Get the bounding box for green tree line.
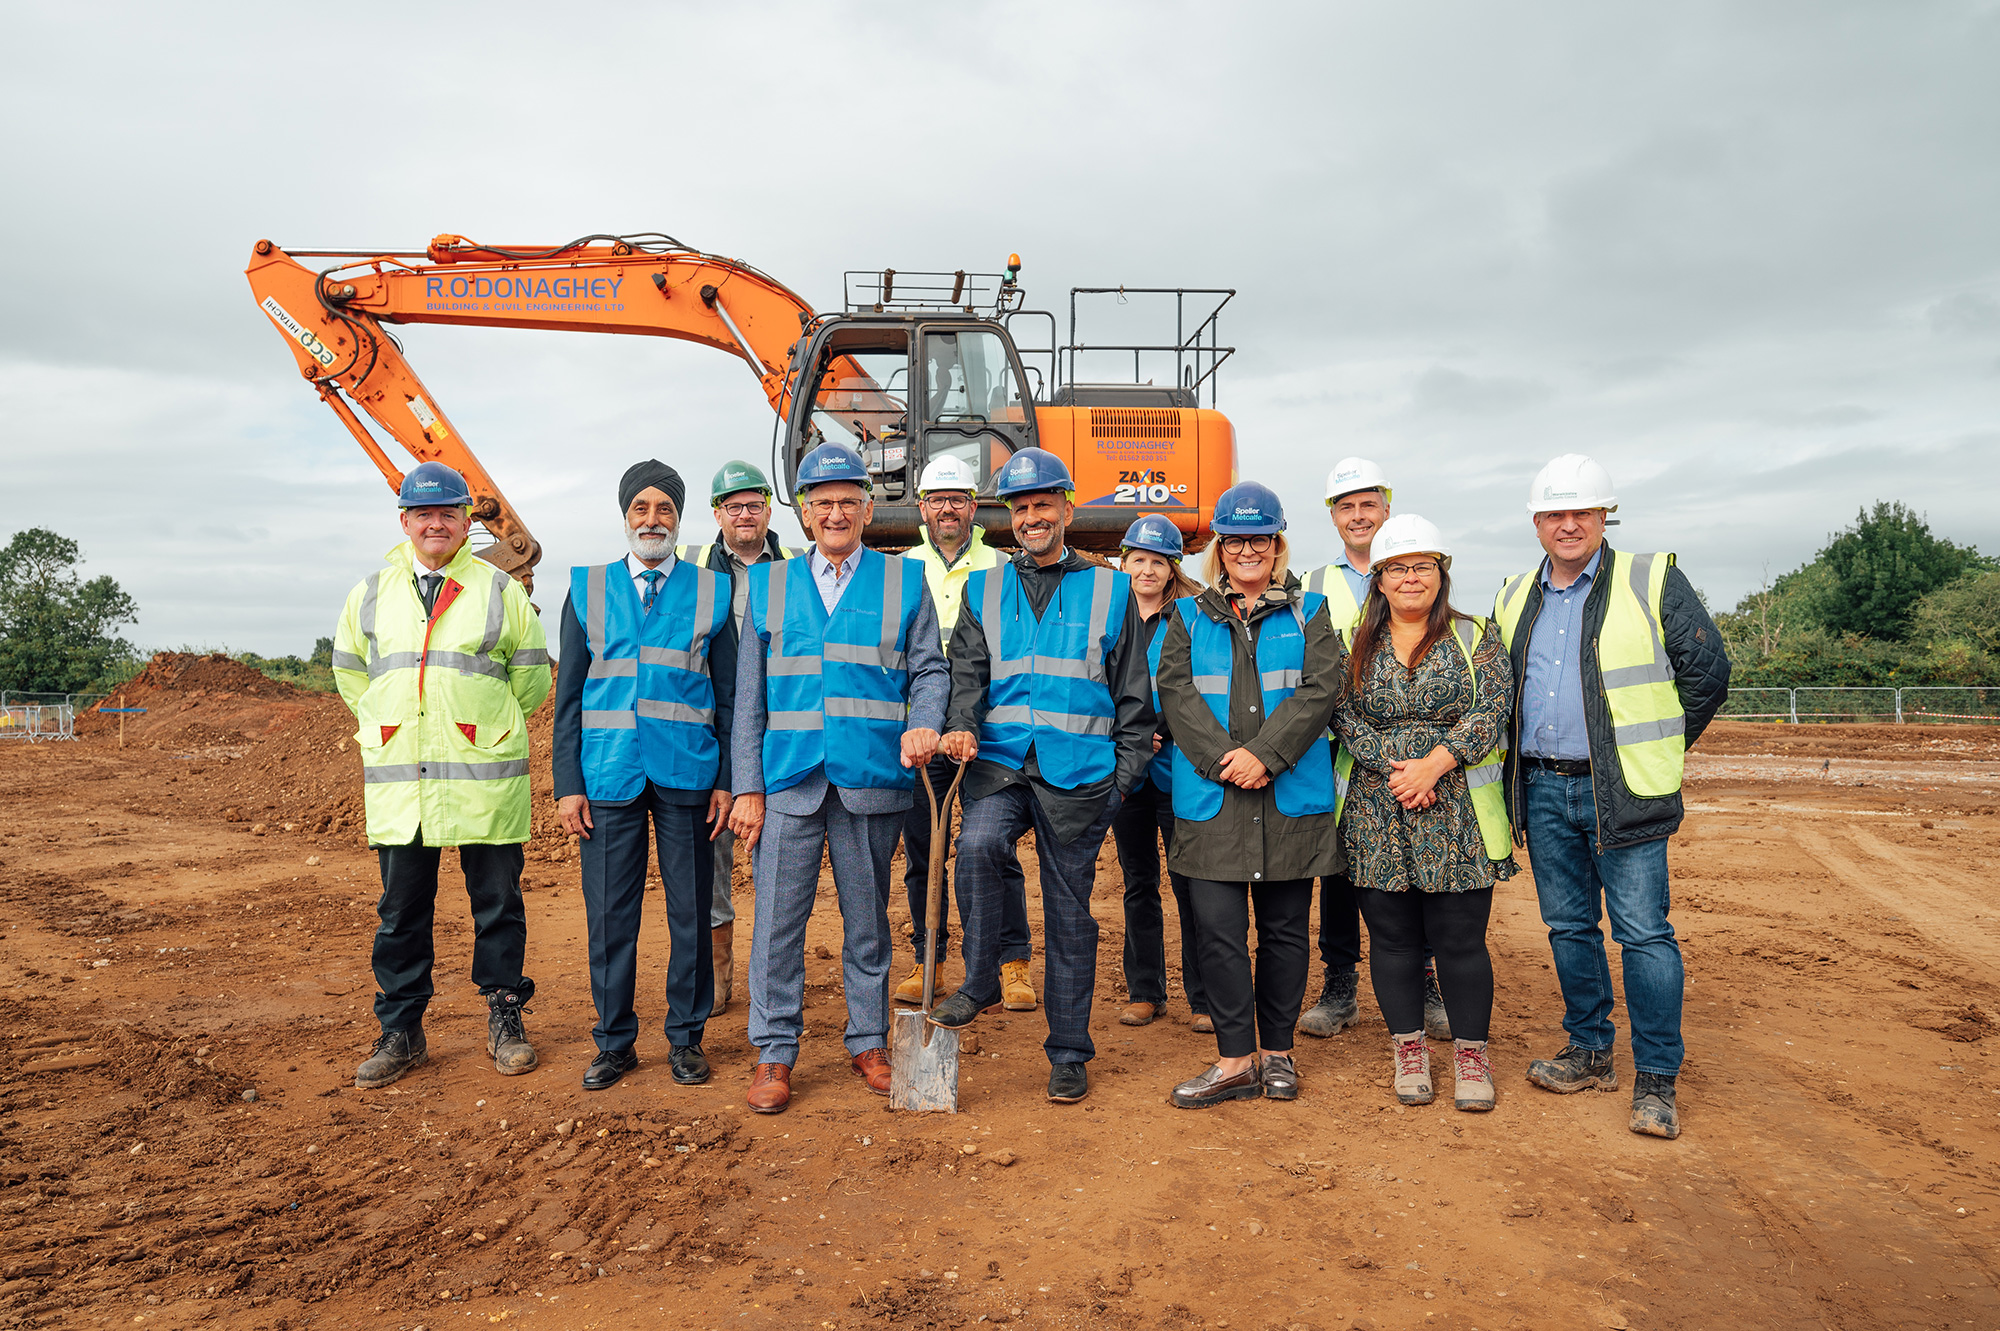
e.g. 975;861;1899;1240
1716;502;2000;687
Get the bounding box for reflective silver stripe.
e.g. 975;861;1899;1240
1616;551;1675;689
687;564;718;666
1082;567;1114;681
769;710;825;730
359;573;380;669
767;656;821;676
826;641;907;670
825;696;906;722
982;566;1030;676
478;573;507;655
990;656;1030;678
581;710;637;730
636;698;715;725
425;650;508;680
361;759;529;783
1030;656;1093;679
1260;669;1302;691
1467;760;1505;788
1037;710;1113;737
368;651;423;678
1453;619;1480;659
1192;674;1230;695
1601;660;1675;689
331;650;366;671
1613;715;1686;745
986;705;1034;724
587;658;638;679
586;563;609;660
640;645;705;671
510;648;551;668
880;553;905;661
766;558;790;662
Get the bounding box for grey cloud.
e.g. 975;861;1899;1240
1929;291;2000;336
1410;365;1554;416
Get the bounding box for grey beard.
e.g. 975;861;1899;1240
627;524;677;560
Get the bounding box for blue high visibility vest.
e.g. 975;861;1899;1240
571;559;730;802
1170;592;1336;822
1146;617;1175;793
969;562;1129;789
746;548;925;795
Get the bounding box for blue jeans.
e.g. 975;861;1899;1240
1522;766;1684;1076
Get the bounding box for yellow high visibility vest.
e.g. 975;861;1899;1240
1332;618;1511;860
332;541;552;847
1493;549;1684;798
1301;560;1369;632
908;526;1001;646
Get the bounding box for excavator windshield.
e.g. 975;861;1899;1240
922;329;1026;426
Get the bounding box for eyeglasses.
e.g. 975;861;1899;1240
920;494;972;511
1219;534;1275;554
718;500;767;518
807;498;865;517
1378;561;1440;580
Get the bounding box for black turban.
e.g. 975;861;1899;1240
619;459;685;517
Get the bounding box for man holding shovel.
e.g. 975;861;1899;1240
728;442;948;1114
926;448;1156;1104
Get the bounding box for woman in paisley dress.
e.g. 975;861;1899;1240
1334;515;1515;1111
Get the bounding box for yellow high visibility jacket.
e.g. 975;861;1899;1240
1301;559;1369;632
333;540;552;847
1333;617;1512;860
1493;549;1684;798
908;526;1001;647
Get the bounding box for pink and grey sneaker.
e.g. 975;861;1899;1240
1452;1039;1495;1112
1392;1032;1433;1105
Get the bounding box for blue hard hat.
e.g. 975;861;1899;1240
994;447;1074;499
398;461;472;508
1120;513;1184;560
794;441;872;497
1211;481;1287;536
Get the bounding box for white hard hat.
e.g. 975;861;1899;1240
1325;456;1393;506
1371;513;1451;565
917;454;979;496
1527;454;1618;515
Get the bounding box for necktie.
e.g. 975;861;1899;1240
642;569;663;611
419;574;442;615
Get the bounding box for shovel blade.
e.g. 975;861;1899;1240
889;1009;960;1112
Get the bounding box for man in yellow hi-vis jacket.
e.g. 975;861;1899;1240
332;462;552;1090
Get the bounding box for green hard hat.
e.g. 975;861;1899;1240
711;459;773;503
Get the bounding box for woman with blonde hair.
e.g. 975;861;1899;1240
1334;514;1515;1112
1110;515;1210;1029
1155;484;1344;1106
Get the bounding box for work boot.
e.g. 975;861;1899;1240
1001;959;1037;1011
712;923;734;1013
1630;1072;1681;1139
1119;1001;1160;1027
1191;1014;1215;1034
1525;1044;1618;1094
486;992;538;1076
356;1028;427;1089
1391;1032;1434;1106
894;964;927;1005
1297;969;1361;1038
1423;962;1452;1041
1452;1040;1495;1112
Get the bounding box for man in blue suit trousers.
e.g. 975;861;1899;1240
729;443;948;1114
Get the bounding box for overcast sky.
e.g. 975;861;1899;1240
4;2;1997;657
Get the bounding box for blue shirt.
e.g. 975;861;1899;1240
807;545;859;613
1333;552;1371;607
1519;546;1602;761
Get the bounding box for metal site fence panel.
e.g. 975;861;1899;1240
1723;686;2000;725
0;692;110;741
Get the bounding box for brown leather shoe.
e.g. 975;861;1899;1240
850;1047;891;1095
1119;1001;1160;1027
746;1062;791;1114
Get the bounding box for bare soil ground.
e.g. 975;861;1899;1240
2;662;1997;1330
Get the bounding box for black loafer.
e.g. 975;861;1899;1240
668;1044;711;1085
1047;1061;1089;1103
926;991;983;1031
582;1048;639;1091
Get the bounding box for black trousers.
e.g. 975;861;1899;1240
372;831;530;1032
902;753;1029;965
1188;877;1314;1059
1316;872;1362;972
580;784;715;1052
1356;887;1494;1042
1109;780;1207;1012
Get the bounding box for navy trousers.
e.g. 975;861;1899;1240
579;785;715;1053
372;831;531;1032
902;753;1030;964
956;783;1117;1066
1109;780;1207;1013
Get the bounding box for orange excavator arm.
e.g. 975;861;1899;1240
244;234;831;589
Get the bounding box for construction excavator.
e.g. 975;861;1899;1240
245;232;1238;589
